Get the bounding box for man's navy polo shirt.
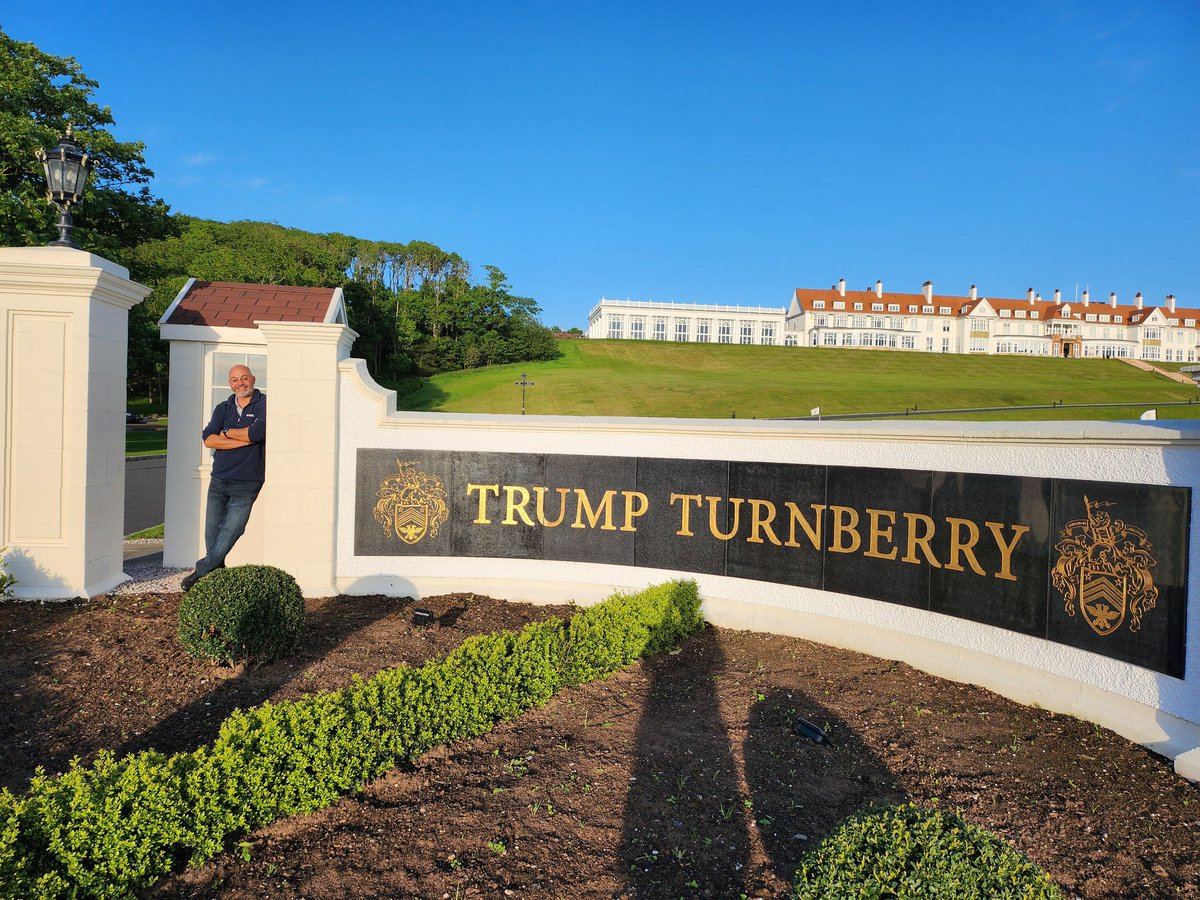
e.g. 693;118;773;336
201;389;267;483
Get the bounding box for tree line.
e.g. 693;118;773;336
1;28;559;401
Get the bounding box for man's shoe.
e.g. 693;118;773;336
180;570;200;592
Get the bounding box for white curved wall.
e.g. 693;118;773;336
334;360;1200;774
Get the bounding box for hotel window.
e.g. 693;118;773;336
875;333;887;347
853;316;865;328
888;333;898;347
871;303;884;312
854;303;863;311
823;332;838;346
740;321;754;344
1100;315;1111;323
816;314;828;327
834;315;847;328
1015;309;1026;318
871;316;884;328
1000;309;1012;317
607;316;623;339
860;333;873;346
697;320;711;342
630;318;645;339
1085;314;1097;323
907;305;918;313
890;317;902;330
939;307;952;315
833;301;845;310
1031;311;1039;319
653;318;667;340
926;336;934;351
942;337;951;352
718;320;732;343
675;319;689;342
841;331;854;346
970;338;987;352
784;333;798;346
813;300;825;309
761;323;775;344
1145;328;1161;340
888;304;900;313
902;335;915;349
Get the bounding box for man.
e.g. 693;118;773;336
180;365;267;591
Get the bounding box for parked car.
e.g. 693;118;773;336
126;412;146;424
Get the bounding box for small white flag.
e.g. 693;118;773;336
811;407;821;417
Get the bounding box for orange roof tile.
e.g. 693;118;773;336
164;281;338;328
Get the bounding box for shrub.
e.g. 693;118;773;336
793;802;1063;899
0;579;704;897
0;547;17;599
177;565;304;665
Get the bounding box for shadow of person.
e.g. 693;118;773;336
618;625;750;899
744;687;905;887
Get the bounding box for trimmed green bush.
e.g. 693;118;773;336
177;565;304;665
793;802;1063;899
0;579;703;898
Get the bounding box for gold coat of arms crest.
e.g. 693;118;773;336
1051;497;1158;636
373;460;450;545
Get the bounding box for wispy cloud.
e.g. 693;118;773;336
181;151;217;167
244;177;268;190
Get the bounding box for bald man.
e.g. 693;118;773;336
181;365;267;592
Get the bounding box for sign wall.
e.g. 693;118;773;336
355;450;1190;677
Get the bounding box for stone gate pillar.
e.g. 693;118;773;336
257;321;356;595
0;247;150;597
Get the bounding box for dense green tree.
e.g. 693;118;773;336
0;28;174;261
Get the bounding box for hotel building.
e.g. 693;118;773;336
586;280;1200;362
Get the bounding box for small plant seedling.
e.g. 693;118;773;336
486;839;507;855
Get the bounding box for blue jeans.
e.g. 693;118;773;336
196;476;263;576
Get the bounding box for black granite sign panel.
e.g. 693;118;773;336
353;449;1191;677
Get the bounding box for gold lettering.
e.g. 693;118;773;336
864;508;898;560
502;485;535;526
467;483;499;524
620;490;649;532
783;502;825;549
945;516;986;576
746;499;782;545
706;496;744;541
573;488;618;530
901;512;941;567
671;494;703;536
828;505;861;554
534;486;571;528
986;521;1029;582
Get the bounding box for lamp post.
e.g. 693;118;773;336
35;125;91;249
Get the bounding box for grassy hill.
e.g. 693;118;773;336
391;339;1200;421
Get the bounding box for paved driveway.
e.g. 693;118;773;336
125;455;166;535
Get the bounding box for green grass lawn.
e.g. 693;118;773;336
391;340;1200;421
126;425;168;456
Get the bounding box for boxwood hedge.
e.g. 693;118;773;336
0;579;702;898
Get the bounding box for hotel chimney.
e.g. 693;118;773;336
922;280;933;303
1136;293;1144;310
1026;287;1035;305
875;279;883;299
1053;289;1061;304
837;278;846;297
1081;288;1089;306
1167;294;1177;313
969;284;977;301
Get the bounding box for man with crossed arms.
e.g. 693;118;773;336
181;364;267;592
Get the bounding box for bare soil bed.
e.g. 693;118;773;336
1;591;1197;899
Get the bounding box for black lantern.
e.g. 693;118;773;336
35;125;91;248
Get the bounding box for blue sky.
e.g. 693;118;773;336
6;1;1199;327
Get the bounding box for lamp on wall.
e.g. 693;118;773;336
35;125;91;249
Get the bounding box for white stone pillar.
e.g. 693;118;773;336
0;247;149;597
257;321;356;595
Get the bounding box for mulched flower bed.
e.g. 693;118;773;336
1;592;1197;898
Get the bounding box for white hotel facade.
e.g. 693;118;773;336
587;279;1200;363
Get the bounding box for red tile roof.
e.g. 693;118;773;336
164;281;338;328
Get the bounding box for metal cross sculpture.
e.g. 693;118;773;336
515;372;535;415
